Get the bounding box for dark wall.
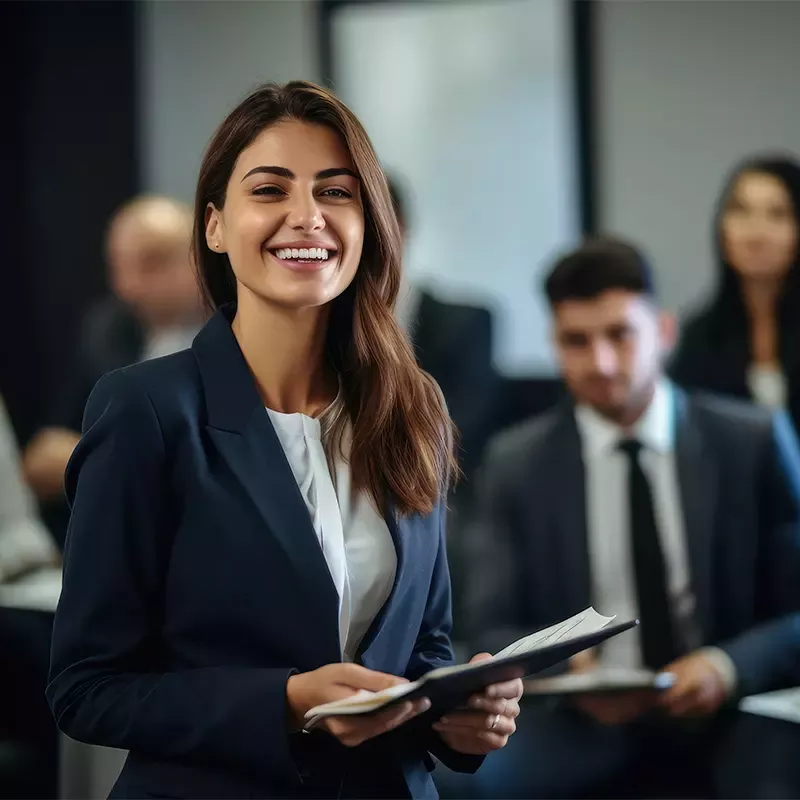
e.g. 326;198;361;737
0;3;37;443
0;1;138;443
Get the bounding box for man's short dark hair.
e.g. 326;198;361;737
386;175;407;230
543;236;657;306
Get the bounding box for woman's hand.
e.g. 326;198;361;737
432;654;523;755
286;663;431;747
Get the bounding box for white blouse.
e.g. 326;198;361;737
747;363;788;410
266;403;397;662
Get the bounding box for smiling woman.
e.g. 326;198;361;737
193;83;453;513
45;81;522;800
206;123;363;312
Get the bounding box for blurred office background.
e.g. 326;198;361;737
5;0;799;437
1;0;800;797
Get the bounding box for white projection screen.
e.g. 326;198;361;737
330;0;580;374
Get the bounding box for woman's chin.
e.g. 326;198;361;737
238;268;353;311
258;286;341;312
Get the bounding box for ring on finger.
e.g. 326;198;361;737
490;713;500;730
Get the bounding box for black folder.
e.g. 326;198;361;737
305;618;637;727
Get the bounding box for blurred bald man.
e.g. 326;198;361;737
23;196;204;531
106;195;201;356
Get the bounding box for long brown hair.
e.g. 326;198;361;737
193;81;457;516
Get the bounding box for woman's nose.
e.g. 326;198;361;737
285;191;325;231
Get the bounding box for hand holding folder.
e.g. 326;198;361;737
304;608;637;729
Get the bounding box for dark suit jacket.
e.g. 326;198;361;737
411;291;498;483
669;311;800;438
48;297;143;433
40;298;143;548
466;388;800;697
46;306;480;799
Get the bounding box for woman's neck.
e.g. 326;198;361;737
742;276;783;322
741;277;783;366
231;288;336;416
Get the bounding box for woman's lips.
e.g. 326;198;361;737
265;247;338;272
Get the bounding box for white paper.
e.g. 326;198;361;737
0;567;62;612
492;608;615;660
740;688;800;725
304;681;421;719
525;667;675;695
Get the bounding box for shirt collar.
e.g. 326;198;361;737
575;379;675;458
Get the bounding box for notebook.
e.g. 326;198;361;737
740;688;800;725
304;607;637;729
525;667;676;697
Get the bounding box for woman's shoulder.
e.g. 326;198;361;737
668;303;722;386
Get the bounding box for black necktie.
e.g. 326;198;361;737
617;439;681;670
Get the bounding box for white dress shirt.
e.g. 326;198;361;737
141;324;201;363
266;402;397;662
576;381;697;669
575;381;736;687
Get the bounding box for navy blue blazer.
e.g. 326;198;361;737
47;307;481;799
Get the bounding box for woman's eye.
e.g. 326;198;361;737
320;188;352;199
252;186;284;197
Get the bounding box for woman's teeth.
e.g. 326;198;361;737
274;247;330;261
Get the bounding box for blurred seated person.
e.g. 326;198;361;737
670;154;800;426
22;196;204;542
387;176;499;484
463;238;800;798
387;177;499;644
0;395;59;587
0;394;60;796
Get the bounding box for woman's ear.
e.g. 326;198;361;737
205;203;226;253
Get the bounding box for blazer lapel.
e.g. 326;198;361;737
355;506;409;663
674;390;716;639
545;408;591;614
192;307;340;656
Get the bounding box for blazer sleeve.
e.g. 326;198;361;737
46;370;304;789
0;396;59;583
402;499;484;775
719;411;800;695
462;441;533;657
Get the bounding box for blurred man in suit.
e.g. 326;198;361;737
0;394;60;796
388;177;498;484
0;396;58;584
464;237;800;798
22;196;203;543
387;177;499;643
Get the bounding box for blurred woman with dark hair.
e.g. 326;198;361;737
46;81;520;799
670;154;800;424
